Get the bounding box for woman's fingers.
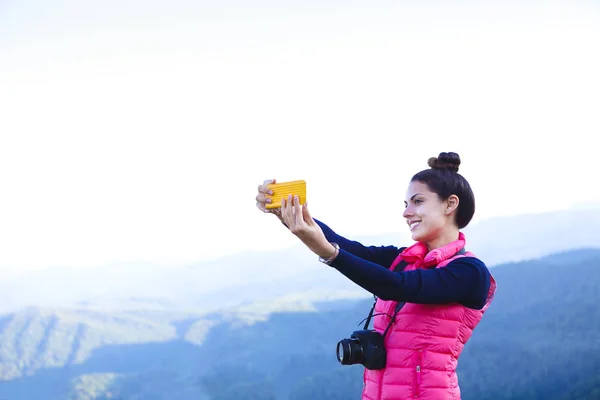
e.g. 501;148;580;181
255;192;273;204
256;178;276;213
279;197;293;229
258;179;276;194
279;195;310;235
302;202;314;225
293;195;304;226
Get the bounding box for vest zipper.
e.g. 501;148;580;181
414;349;422;398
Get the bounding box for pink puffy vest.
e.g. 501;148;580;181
362;232;496;400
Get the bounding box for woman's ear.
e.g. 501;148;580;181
445;195;459;215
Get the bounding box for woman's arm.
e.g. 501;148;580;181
329;249;491;310
274;197;405;269
313;218;402;269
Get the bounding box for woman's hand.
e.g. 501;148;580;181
255;178;284;222
281;194;337;260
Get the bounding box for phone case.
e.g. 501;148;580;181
265;180;306;209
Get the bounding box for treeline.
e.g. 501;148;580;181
0;249;599;399
197;249;600;400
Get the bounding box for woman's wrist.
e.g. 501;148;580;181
324;243;339;259
316;242;339;264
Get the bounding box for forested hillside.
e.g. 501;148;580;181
0;249;598;399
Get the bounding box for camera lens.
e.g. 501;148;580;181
336;341;347;363
336;338;362;365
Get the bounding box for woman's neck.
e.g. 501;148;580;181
425;226;460;252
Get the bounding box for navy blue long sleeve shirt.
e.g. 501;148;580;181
314;219;491;310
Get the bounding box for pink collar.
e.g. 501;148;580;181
399;232;467;268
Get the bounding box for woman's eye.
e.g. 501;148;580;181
414;199;423;204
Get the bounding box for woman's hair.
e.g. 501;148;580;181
411;152;475;229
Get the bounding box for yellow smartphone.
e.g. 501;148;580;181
265;180;306;209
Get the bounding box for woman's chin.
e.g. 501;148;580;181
411;230;424;242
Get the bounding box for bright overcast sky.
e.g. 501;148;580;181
0;0;599;274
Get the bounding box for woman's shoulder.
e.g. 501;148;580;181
446;256;492;284
456;254;487;265
448;256;492;309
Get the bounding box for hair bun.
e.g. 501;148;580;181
427;152;461;173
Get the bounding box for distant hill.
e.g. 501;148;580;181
463;208;600;266
0;248;599;399
1;208;599;315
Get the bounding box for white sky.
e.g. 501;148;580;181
1;0;599;275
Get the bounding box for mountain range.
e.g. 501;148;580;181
0;207;599;399
0;247;599;399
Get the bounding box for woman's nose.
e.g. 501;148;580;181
402;206;412;219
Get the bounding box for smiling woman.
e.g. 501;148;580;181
255;151;497;400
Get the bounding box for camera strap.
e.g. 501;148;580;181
362;247;467;334
361;257;409;330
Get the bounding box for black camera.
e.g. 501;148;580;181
336;329;387;370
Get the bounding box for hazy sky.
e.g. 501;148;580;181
1;0;599;275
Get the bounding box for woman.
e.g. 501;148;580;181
255;152;496;400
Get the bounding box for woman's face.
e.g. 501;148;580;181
403;180;455;243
